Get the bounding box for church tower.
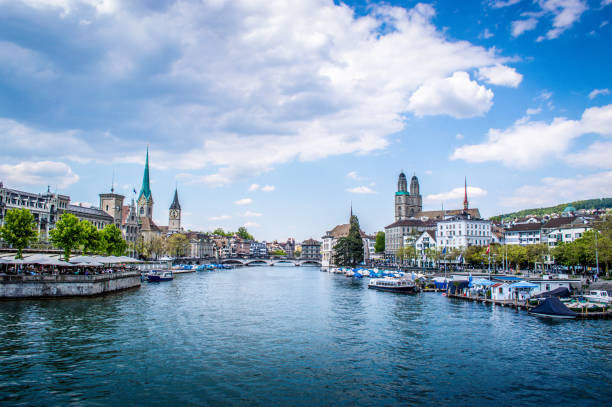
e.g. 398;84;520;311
394;171;423;221
137;147;154;219
168;187;181;233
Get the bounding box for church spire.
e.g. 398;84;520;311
463;177;469;212
138;146;152;201
170;187;181;210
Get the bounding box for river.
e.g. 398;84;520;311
1;266;610;406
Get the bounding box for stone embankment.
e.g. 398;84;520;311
0;271;141;299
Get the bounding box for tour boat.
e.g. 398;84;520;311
147;270;173;282
368;277;418;293
583;290;612;305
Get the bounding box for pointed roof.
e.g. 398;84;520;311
170;188;181;210
463;177;469;211
138;147;152;201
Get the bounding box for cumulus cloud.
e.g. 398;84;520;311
248;184;260;191
589;88;610;100
347;186;376;194
261;185;275;192
501;171;612;209
511;18;539;37
478;65;523;88
425;186;488;204
0;1;513;185
243;221;260;228
526;107;542;115
491;0;522;7
508;0;587;40
408;72;494;119
243;210;262;217
451;104;612;167
0;161;79;189
234;198;252;205
564;141;612;168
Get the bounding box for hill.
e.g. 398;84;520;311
490;198;612;222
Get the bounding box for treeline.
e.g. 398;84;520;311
490;198;612;222
0;209;127;260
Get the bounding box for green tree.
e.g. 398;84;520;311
396;245;417;265
374;231;385;253
166;233;190;257
526;243;549;271
134;236;150;260
80;220;101;254
465;245;486;267
236;226;254;241
294;249;302;258
150;235;166;259
100;224;127;256
50;213;84;261
213;228;232;237
269;249;287;256
0;208;38;259
332;215;364;267
507;245;528;272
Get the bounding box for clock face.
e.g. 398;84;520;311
170;209;179;218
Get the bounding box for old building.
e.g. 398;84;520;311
395;172;422;221
168;188;181;233
301;238;321;260
435;213;492;250
384;218;436;261
321;213;369;268
66;203;114;230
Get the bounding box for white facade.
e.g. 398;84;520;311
436;215;492;250
545;226;590;247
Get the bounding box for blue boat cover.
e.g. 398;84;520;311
530;297;576;317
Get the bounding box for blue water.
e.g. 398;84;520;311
1;266;611;406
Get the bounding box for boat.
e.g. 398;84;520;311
147;270;173;282
368;277;418;293
528;297;576;319
583;290;612;305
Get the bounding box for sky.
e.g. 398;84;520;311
1;0;611;242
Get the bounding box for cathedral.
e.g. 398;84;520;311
394;172;422;220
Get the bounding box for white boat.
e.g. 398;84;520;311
584;290;612;305
368;277;418;293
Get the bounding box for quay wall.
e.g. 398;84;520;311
0;271;141;299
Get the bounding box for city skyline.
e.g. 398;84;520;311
1;0;612;241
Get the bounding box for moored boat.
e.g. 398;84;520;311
147;270;173;282
583;290;612;305
368;277;418;293
529;297;576;319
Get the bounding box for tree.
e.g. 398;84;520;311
50;213;84;261
166;233;190;257
294;249;301;258
0;208;38;259
506;245;527;272
134;236;150;260
374;231;385;253
236;226;254;241
100;224;127;256
332;215;364;267
269;249;287;256
526;243;549;271
396;245;416;265
150;235;166;259
213;228;232;237
80;220;101;254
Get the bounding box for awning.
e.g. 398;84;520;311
509;281;538;289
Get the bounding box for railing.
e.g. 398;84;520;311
0;270;140;283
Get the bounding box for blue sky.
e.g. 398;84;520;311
1;0;611;242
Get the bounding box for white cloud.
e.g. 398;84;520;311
424;170;433;175
491;0;522;7
347;186;376;194
589;88;610;100
0;1;511;185
501;171;612;209
478;65;523;88
243;221;260;228
0;161;79;189
511;18;539;37
537;0;588;41
346;171;359;180
243;210;262;217
456;133;465;140
603;0;612;6
451;104;612;167
408;72;494;119
425;186;488;204
208;215;231;221
248;183;260;191
261;185;275;192
234;198;253;205
481;28;495;39
564;141;612;168
526;107;542;115
71;201;92;207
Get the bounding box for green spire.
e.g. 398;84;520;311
138;146;152;201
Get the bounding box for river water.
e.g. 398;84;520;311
1;266;611;406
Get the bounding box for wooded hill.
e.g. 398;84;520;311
490;198;612;222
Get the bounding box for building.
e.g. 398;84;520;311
120;199;140;251
301;238;321;260
504;223;542;246
168;188;181;233
99;190;125;228
435;213;492;251
250;241;268;257
415;230;436;252
384;218;435;261
66;203;114;230
394;172;422;221
321;212;369;268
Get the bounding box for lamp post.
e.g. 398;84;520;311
595;230;599;278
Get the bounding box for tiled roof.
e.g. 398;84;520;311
542;216;575;229
505;223;542;232
67;204;114;220
140;216;161;232
302;238;320;246
325;224;366;238
416;208;480;220
385;219;431;229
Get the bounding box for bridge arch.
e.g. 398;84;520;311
245;260;269;266
300;260;322;267
221;259;245;265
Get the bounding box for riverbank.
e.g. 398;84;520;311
0;270;141;299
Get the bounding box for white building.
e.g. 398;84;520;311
436;213;492;250
504;223;542;245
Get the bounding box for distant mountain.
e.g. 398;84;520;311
490;198;612;222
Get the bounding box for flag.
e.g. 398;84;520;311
442;247;446;254
486;245;490;254
133;188;137;194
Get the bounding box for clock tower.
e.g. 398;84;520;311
168;187;181;233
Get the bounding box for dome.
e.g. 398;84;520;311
563;205;576;213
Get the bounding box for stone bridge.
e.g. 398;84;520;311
220;258;322;267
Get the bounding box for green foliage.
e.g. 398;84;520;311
100;224;127;256
374;231;385;253
50;213;84;261
213;228;233;237
80;220;101;254
490;198;612;222
269;249;286;256
166;233;189;257
236;226;254;241
0;208;38;259
396;245;416;264
333;215;364;267
294;249;301;258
